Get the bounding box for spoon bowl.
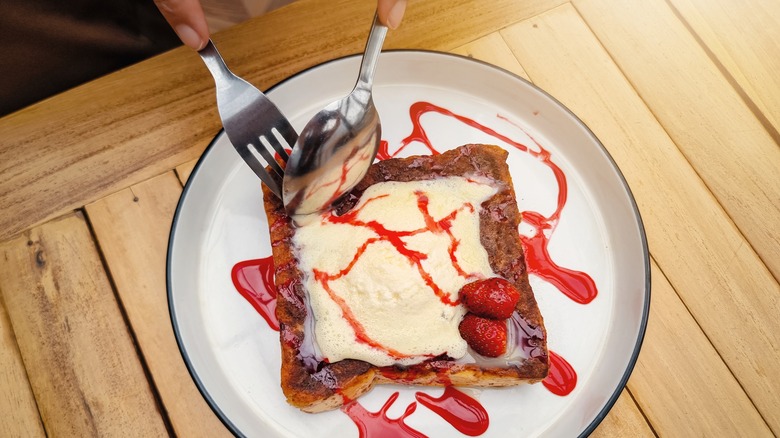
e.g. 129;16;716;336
283;13;387;215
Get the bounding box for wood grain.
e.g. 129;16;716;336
85;172;230;437
589;390;654;437
0;49;219;243
0;0;566;243
667;0;780;135
0;0;778;435
629;261;772;436
176;160;199;185
450;33;531;81
0;212;168;436
501;3;780;434
0;295;45;437
382;0;569;53
573;0;780;282
450;31;654;436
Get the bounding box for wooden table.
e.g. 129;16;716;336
1;0;778;436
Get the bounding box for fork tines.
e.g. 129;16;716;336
230;123;294;199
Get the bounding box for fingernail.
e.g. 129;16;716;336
387;0;407;30
175;24;205;50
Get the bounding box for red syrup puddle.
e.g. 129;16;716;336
415;387;489;436
543;350;577;396
342;392;426;438
230;257;279;331
229;100;599;435
520;212;598;304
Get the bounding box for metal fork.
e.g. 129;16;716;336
198;39;297;198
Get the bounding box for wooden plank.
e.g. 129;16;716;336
127;153;657;438
451;32;654;436
0;212;168;436
450;32;531;81
628;261;771;436
179;32;534;192
215;0;570;85
176;159;199;185
0;0;566;242
500;4;780;434
667;0;780;135
451;23;768;437
573;0;780;282
0;52;219;244
0;295;45;437
85;172;230;437
590;390;654;437
383;0;569;52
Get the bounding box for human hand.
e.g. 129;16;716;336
153;0;210;50
377;0;407;29
154;0;408;51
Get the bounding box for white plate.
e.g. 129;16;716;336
168;51;649;437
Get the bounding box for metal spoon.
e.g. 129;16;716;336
282;12;387;215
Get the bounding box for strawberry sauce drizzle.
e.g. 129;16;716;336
315;266;410;359
415;387;489;436
520;211;598;304
383;101;597;305
417;192;475;278
543;351;577;396
230;257;279;331
376;140;393;161
311;188;480;358
227;101;601;435
342;392;426;438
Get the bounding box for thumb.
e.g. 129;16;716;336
377;0;407;30
154;0;210;50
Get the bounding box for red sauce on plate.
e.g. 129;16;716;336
388;101;597;305
230;258;278;331
229;101;593;435
415;386;489;436
543;350;578;396
342;392;426;438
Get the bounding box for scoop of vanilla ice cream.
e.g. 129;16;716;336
293;176;498;366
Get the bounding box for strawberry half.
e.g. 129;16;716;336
458;313;507;357
459;278;521;319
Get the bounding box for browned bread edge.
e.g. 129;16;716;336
262;144;549;413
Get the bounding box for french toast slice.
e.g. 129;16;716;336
262;144;549;413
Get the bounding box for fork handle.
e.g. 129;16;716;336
355;12;388;92
198;39;232;83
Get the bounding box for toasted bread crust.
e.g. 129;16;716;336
263;144;548;413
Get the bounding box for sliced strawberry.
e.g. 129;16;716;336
459;278;521;319
458;313;507;357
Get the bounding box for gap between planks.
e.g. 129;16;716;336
82;207;178;437
0;212;169;436
460;5;776;436
84;172;232;436
662;0;780;150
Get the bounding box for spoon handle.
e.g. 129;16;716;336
355;12;388;91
